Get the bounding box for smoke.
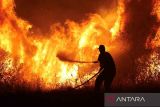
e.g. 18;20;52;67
14;0;117;33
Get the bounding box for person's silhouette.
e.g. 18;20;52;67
93;45;116;92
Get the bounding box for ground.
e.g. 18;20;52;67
1;84;160;107
0;88;104;107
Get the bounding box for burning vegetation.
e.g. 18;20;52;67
0;0;160;92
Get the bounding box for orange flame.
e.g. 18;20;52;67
136;0;160;84
148;0;160;48
0;0;125;90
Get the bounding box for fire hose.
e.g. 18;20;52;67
74;68;104;89
56;54;103;88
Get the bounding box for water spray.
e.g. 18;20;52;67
56;53;96;63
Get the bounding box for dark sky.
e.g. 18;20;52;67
14;0;117;32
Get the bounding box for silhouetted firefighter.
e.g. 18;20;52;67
94;45;116;92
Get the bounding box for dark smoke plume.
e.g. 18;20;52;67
14;0;117;33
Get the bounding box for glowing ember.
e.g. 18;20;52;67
136;51;160;84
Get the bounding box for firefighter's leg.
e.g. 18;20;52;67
104;76;114;92
95;73;104;92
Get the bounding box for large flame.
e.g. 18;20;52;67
136;0;160;84
147;0;160;49
0;0;125;91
